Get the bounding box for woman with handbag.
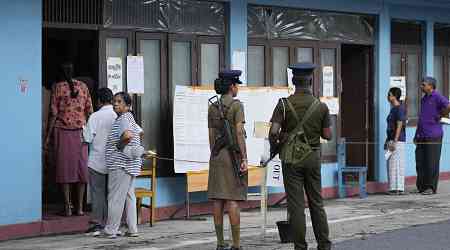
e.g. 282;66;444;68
98;92;146;238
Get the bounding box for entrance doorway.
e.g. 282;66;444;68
341;44;375;180
42;28;99;211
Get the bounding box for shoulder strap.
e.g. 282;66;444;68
285;98;320;127
284;98;320;143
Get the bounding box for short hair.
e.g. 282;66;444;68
292;76;312;87
389;87;402;101
114;92;132;106
423;76;436;89
96;88;113;104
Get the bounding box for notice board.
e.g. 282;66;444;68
173;86;289;173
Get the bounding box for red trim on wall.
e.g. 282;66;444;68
0;215;88;241
2;172;450;241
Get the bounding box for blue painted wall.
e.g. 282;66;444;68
4;0;450;226
0;0;42;226
146;0;450;209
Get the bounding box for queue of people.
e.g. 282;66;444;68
45;62;149;238
43;61;450;250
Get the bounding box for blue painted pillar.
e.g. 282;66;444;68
425;20;434;77
375;4;391;183
228;0;248;84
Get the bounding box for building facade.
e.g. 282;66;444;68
2;0;450;239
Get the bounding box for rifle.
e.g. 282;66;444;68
209;95;244;185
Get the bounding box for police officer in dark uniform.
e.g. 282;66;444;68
269;63;332;250
208;70;248;250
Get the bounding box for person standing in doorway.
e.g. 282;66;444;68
414;77;450;195
45;62;93;216
83;88;117;233
208;70;248;250
269;63;332;250
385;87;407;195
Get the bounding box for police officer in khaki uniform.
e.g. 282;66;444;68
269;63;332;250
208;70;248;250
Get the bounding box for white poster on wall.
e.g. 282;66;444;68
107;57;123;94
322;66;334;97
232;50;247;84
287;68;295;94
389;76;406;100
127;55;145;94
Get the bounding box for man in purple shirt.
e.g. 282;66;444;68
414;76;450;195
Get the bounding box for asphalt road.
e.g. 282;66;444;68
333;219;450;250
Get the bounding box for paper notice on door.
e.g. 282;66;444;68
107;57;123;94
322;66;334;97
287;68;295;94
320;97;339;115
127;56;144;94
232;50;247;84
390;76;406;100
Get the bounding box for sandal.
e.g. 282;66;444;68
64;203;73;216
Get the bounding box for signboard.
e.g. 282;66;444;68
266;158;284;187
107;57;123;94
390;76;406;100
127;55;145;94
322;66;334;97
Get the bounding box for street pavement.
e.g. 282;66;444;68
334;220;450;250
2;181;450;250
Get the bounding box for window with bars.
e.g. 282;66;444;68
43;0;103;26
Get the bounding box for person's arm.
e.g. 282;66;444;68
394;121;403;142
441;104;450;117
84;86;94;118
45;84;58;148
83;115;96;144
321;104;332;140
235;103;247;173
269;99;285;156
117;116;132;151
437;94;450;117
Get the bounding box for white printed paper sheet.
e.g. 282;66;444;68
173;86;289;173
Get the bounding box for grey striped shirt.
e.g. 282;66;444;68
105;112;142;176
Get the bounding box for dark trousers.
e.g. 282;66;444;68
282;151;331;250
415;138;442;193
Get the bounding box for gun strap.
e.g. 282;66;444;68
284;98;320;144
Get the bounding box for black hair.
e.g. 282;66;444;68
97;88;113;104
114;91;132;106
423;76;437;89
60;62;78;98
292;76;312;87
389;87;402;101
214;78;238;95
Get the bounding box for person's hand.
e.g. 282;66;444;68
240;159;248;173
44;136;50;154
387;141;396;152
121;131;132;145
